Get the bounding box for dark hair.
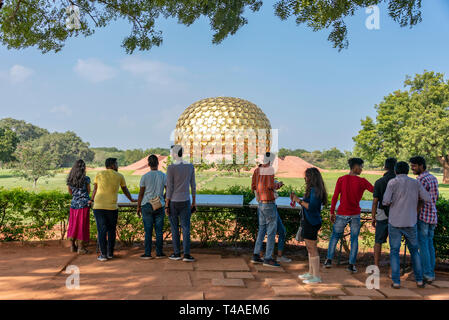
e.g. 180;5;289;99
304;167;328;206
105;157;117;168
67;159;87;189
395;161;409;175
148;154;159;167
348;158;364;169
385;158;397;171
410;156;427;170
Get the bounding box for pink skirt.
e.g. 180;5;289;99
67;207;90;242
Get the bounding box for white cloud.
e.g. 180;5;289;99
121;57;185;86
9;65;34;84
73;58;117;83
50;105;73;117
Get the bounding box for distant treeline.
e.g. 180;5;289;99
89;147;170;167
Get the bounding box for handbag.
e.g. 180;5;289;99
295;206;305;242
149;196;163;211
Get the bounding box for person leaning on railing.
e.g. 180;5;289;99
250;152;283;268
91;158;136;262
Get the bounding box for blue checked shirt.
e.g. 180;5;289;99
417;171;439;225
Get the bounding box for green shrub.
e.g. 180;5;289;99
1;187;448;263
435;197;449;260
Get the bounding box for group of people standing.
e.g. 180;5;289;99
66;147;439;289
66;145;197;262
250;153;439;289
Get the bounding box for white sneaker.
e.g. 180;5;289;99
303;276;322;284
277;256;292;263
298;273;313;280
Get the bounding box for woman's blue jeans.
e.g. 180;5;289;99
326;215;361;265
141;203;165;256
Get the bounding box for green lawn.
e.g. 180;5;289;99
2;168;447;198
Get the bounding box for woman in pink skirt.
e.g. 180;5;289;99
67;159;91;254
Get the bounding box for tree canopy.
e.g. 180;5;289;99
0;127;19;165
0;118;49;142
0;0;423;54
14;141;56;187
353;71;449;183
33;131;95;167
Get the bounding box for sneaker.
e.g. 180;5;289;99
140;254;153;260
169;253;182;261
77;248;88;255
324;259;332;268
303;276;322;284
416;281;425;288
263;259;281;268
277;256;292;263
97;255;108;262
107;254;113;259
424;277;433;285
298;273;313;280
391;283;401;289
251;255;264;264
346;264;357;273
156;253;167;259
183;254;195;262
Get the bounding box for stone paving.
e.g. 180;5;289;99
1;241;449;300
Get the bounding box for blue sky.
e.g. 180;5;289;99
1;1;448;152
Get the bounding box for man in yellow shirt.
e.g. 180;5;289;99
91;158;136;261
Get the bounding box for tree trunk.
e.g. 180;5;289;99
438;156;449;184
33;179;37;188
443;161;449;184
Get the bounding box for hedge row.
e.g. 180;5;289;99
0;186;448;260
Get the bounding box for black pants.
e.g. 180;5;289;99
93;209;118;257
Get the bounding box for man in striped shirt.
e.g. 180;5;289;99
410;156;440;283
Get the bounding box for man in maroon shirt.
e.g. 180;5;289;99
324;158;374;273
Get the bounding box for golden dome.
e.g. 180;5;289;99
174;97;272;162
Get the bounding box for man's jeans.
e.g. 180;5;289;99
326;215;361;265
93;209;118;257
168;200;191;255
417;220;436;280
141;204;165;256
389;224;423;284
254;203;278;260
256;207;286;254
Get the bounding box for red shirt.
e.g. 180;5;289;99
251;166;275;201
330;175;374;216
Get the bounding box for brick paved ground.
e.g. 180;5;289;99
1;241;448;300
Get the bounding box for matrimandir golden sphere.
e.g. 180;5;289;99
174;97;272;157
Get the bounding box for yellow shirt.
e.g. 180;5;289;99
93;169;126;210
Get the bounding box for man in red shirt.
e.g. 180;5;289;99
324;158;374;273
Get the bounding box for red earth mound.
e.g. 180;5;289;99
121;154;168;175
250;155;326;178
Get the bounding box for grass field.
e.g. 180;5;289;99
1;168;448;199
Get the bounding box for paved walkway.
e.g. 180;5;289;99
1;241;448;300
